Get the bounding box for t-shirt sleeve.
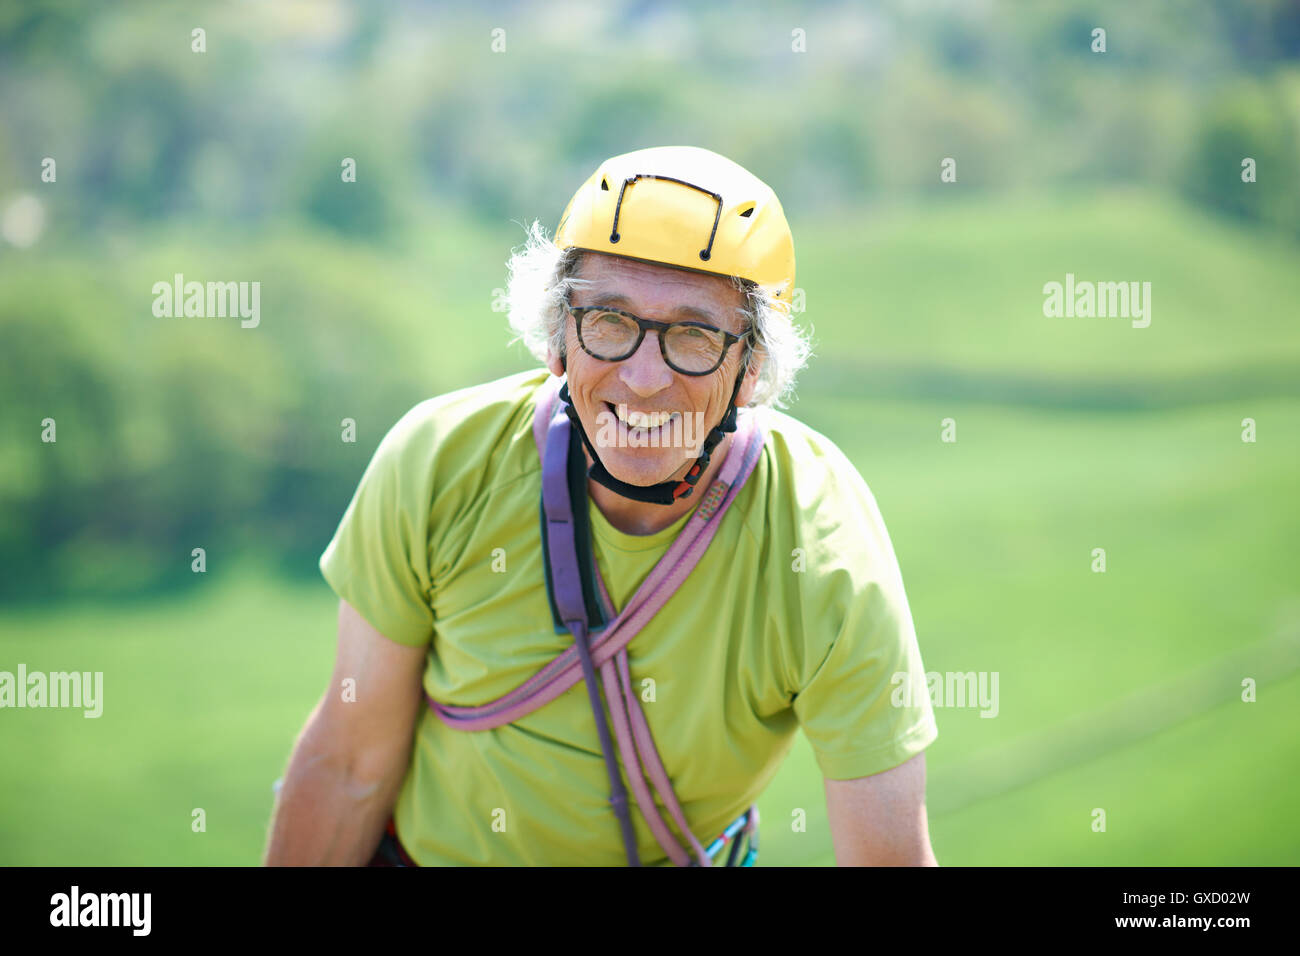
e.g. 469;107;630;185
319;405;439;648
790;446;938;780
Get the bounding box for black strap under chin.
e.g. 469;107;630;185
557;376;742;506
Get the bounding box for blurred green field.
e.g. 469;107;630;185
2;191;1297;865
802;189;1300;379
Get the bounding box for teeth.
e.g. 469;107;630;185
612;404;678;429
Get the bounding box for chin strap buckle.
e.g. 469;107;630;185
671;459;708;500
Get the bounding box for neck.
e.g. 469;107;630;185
585;433;734;536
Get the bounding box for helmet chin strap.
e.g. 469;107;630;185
557;362;746;507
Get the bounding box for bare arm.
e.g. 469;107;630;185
263;598;428;866
824;752;938;866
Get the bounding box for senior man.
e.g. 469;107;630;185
264;145;938;866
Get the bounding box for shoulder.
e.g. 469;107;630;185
757;408;862;481
383;367;549;454
749;406;881;523
351;367;550;535
744;406;897;580
375;367;549;481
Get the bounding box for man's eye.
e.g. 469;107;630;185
684;327;706;338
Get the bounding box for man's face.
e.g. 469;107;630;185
547;251;763;488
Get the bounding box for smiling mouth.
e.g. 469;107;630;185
603;402;681;430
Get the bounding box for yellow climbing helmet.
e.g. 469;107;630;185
554;145;796;305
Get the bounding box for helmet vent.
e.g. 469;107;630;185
600;178;610;191
738;205;755;217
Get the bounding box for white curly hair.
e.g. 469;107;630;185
503;220;813;409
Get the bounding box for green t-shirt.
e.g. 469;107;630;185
319;367;937;865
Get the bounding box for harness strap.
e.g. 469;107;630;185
427;374;765;866
430;380;762;727
590;562;711;864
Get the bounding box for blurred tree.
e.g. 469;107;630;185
1180;79;1299;233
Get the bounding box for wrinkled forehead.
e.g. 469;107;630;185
572;250;748;328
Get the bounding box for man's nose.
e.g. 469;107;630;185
618;331;673;395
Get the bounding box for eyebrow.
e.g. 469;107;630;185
586;292;723;327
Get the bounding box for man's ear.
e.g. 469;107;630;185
546;348;564;378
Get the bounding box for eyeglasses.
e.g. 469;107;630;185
565;303;749;376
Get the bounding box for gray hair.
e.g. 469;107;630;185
504;219;812;409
